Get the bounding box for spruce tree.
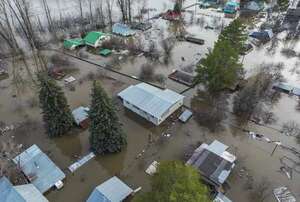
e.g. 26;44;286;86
218;18;247;53
195;38;243;93
89;81;126;154
38;73;74;137
277;0;289;12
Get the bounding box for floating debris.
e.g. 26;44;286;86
68;152;95;173
273;186;296;202
145;161;159;175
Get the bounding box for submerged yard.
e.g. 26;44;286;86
1;0;300;202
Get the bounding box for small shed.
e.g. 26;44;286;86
112;23;136;37
64;76;76;84
0;177;48;202
179;109;193;123
86;176;133;202
168;70;195;87
224;1;239;14
162;10;182;21
72;106;90;128
185;36;205;45
13;145;66;194
99;49;112;56
244;1;263;11
84;31;108;48
64;38;84;50
131;22;152;31
249;29;273;42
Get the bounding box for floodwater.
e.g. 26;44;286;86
1;1;300;202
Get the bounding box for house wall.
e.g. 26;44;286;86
158;99;184;125
122;98;184;126
123;101;159;125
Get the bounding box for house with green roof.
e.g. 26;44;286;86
84;31;109;48
63;38;84;50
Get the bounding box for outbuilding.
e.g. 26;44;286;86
13;145;66;194
86;176;133;202
63;38;84;50
118;83;185;126
84;31;108;48
112;23;136;37
186;140;236;188
0;177;48;202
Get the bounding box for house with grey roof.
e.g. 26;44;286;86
0;176;48;202
186;140;236;188
118;83;185;125
13;144;66;194
86;176;133;202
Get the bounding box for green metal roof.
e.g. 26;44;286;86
64;38;84;49
99;49;112;56
84;32;105;46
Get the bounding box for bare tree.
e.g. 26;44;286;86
193;92;228;132
77;0;84;21
250;178;271;202
233;63;283;121
88;0;93;23
0;137;26;184
41;0;53;32
95;0;106;27
106;0;114;30
0;0;20;54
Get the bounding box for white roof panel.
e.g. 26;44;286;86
118;83;184;118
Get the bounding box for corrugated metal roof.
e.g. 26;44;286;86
0;177;25;202
207;140;228;156
15;184;48;202
13;145;66;194
118;83;184;119
112;23;136;36
179;109;193;122
87;176;133;202
72;106;90;125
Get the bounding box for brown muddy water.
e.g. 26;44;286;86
1;5;300;202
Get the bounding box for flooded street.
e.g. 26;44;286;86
1;1;300;202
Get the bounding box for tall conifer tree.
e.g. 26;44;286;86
38;73;74;137
89;81;126;154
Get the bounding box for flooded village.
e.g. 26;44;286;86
0;0;300;201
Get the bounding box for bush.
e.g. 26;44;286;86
49;54;70;66
139;63;155;81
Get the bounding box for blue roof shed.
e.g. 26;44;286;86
0;177;48;202
0;177;25;202
87;176;133;202
112;23;136;37
179;109;193;123
13;145;66;194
